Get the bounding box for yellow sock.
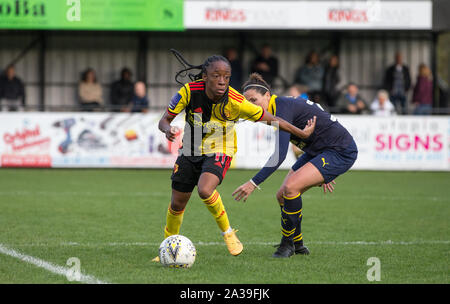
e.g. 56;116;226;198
164;204;185;239
202;190;230;233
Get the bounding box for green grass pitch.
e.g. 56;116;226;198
0;168;448;284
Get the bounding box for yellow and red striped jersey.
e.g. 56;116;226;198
167;80;264;156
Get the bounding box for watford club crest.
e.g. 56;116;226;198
224;109;231;119
173;163;179;174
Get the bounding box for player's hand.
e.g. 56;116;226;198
165;126;180;142
232;181;256;202
302;116;317;138
322;180;336;194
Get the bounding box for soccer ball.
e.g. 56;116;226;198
158;235;196;268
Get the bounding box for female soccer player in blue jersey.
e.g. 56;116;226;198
232;73;358;258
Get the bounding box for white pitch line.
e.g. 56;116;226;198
0;243;109;284
4;240;450;247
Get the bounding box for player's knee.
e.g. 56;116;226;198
197;186;215;200
276;190;284;204
170;200;187;212
170;191;190;211
283;181;301;198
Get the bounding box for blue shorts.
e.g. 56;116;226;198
291;140;358;184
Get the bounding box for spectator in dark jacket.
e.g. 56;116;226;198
412;63;433;115
224;47;243;92
0;65;25;111
250;44;279;87
336;83;369;114
294;51;324;104
110;67;134;112
128;81;149;113
322;55;341;111
383;52;411;114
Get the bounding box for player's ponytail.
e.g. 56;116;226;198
171;49;235;121
171;49;231;88
171;49;203;87
242;73;271;95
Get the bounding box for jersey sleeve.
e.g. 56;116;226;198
238;98;265;122
167;84;190;117
251;129;290;185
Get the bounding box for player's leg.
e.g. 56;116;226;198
276;169;295;210
197;172;231;232
276;172;309;255
165;155;200;238
164;184;193;238
284;162;325;197
153;156;198;262
275;144;358;258
197;154;233;233
152;186;193;263
273;162;324;258
274;153;313;256
198;154;242;256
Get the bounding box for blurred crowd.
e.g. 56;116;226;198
76;67;149;113
0;46;435;116
0;65;150;113
225;45;434;116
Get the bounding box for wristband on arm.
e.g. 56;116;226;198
249;179;261;190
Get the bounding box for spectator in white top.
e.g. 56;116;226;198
370;90;396;117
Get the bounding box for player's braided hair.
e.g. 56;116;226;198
170;49;235;121
242;72;271;95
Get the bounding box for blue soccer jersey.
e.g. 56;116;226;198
251;95;355;185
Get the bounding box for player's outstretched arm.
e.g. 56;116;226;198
158;111;180;142
259;112;316;139
233;128;291;202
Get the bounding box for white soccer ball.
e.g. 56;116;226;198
158;235;196;268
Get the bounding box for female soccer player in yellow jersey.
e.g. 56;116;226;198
153;51;317;260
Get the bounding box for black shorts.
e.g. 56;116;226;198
171;153;233;193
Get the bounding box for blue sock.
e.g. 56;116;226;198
281;193;303;244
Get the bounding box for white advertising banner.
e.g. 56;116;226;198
0;113;448;171
336;115;449;171
0;113;184;168
234;115;450;171
184;0;432;30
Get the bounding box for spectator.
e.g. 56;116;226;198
412;63;433;115
337;83;369;114
78;68;103;111
0;64;25;111
286;84;309;100
128;81;149;113
250;44;279;87
110;67;134;112
322;55;341;111
370;90;396;117
383;52;411;114
224;47;243;92
293;51;324;104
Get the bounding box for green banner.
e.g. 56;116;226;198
0;0;184;31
